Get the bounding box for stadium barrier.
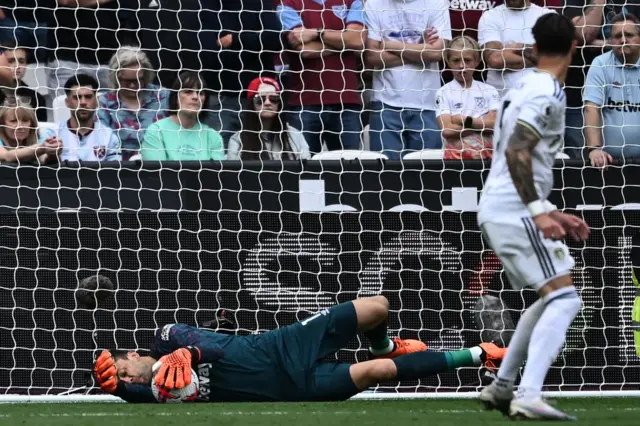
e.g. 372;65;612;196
0;160;639;401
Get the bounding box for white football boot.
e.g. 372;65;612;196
478;381;513;415
509;398;577;421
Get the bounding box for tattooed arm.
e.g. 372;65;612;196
505;121;541;205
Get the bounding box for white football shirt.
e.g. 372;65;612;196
435;79;501;118
478;69;566;224
478;4;555;92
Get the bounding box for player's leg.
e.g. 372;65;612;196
479;220;579;420
351;296;426;357
347;342;506;391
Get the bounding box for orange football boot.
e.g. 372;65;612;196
370;337;427;359
479;342;507;374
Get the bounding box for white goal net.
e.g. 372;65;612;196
0;0;639;401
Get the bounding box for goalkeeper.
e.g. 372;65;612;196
94;296;505;402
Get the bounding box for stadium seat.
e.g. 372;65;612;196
310;150;388;161
402;149;444;160
555;152;570;159
52;95;71;123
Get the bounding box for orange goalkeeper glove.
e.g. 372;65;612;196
154;347;199;390
93;350;119;394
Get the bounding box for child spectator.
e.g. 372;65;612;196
141;72;225;161
227;77;309;160
98;46;170;159
0;105;60;163
436;36;499;160
39;74;121;162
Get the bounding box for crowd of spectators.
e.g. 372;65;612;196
0;0;637;165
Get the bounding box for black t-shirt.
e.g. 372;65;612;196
1;0;141;65
562;1;605;108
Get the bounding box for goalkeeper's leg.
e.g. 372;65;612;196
347;342;506;391
351;296;427;357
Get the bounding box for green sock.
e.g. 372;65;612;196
444;349;476;369
365;322;392;352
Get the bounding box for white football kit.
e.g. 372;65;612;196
478;70;575;290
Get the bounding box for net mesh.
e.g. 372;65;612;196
0;0;639;397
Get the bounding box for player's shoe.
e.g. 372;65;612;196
369;337;427;359
478;381;513;415
479;342;506;374
509;398;577;421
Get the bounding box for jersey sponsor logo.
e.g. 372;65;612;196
475;97;486;108
454;102;463;109
449;0;497;11
606;97;640;113
196;363;211;401
611;81;623;88
332;5;347;20
160;324;174;341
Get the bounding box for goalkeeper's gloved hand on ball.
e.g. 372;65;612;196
155;347;200;390
93;350;119;394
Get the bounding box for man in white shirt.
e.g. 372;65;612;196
478;0;555;93
364;0;452;159
40;74;121;162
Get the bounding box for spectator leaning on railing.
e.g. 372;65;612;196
98;46;170;160
277;0;367;154
435;35;499;160
0;102;61;164
227;76;310;161
560;0;606;159
365;0;452;160
40;74;121;162
141;72;225;161
0;39;47;122
584;12;640;165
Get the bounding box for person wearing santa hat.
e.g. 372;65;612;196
227;77;310;161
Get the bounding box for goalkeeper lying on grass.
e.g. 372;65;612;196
94;296;505;402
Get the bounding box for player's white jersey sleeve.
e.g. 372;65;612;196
478;71;566;224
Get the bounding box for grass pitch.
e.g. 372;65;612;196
0;398;637;426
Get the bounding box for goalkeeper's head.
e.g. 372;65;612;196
109;350;156;385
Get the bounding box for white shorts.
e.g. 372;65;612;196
480;217;575;291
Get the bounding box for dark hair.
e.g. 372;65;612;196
110;350;130;362
609;12;640;33
532;13;576;56
0;39;25;51
238;97;293;160
64;74;100;95
168;71;210;121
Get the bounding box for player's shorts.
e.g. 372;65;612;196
267;301;360;401
481;217;575;291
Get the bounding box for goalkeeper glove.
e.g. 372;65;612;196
154;347;200;390
93;350;119;393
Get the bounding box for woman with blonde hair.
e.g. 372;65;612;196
98;46;170;159
0;105;62;164
435;35;500;160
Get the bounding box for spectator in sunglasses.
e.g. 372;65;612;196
140;72;225;161
227;77;310;160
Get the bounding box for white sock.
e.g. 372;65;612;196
470;346;483;364
495;298;546;390
517;287;581;401
369;339;395;356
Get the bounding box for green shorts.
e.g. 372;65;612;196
265;301;360;401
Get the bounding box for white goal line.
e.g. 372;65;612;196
1;390;639;403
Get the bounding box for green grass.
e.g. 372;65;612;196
1;398;638;426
